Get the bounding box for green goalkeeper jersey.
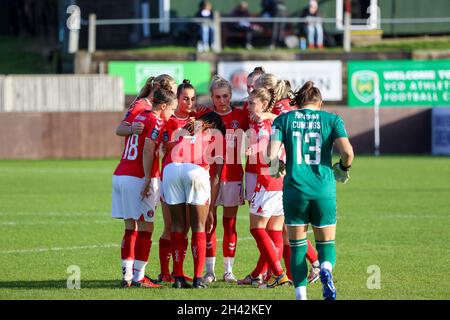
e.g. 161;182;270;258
271;108;348;200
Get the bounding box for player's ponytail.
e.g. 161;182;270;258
136;74;176;100
255;74;292;103
291;81;322;107
137;76;155;99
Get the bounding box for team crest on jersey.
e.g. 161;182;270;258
151;128;160;140
230;120;240;129
135;115;146;121
147;210;154;218
163;131;169;142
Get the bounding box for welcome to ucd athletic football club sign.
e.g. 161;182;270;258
348;60;450;107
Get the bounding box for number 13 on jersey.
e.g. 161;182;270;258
293;132;321;165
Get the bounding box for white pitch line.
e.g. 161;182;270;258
0;244;119;254
0;212;110;217
0;220;115;226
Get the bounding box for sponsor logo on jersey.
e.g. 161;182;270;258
151;128;160;140
230;120;240;129
163;131;169;142
135;115;147;121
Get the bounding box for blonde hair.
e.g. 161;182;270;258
137;74;176;99
291;81;322;107
249;87;275;113
255;73;292;103
209;75;232;95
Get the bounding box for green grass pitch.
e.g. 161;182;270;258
0;156;449;300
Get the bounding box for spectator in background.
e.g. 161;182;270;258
261;0;287;49
230;1;255;50
301;0;324;49
196;0;214;52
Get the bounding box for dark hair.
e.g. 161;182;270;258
177;79;195;98
152;88;177;106
291;81;322;107
182;111;226;136
137;74;176;99
248;66;266;80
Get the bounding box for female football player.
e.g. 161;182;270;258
254;73;321;284
157;80;197;283
203;76;249;284
245;87;291;288
268;81;354;300
162;112;226;288
112;88;177;288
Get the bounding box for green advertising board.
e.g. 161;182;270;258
108;61;211;95
348;60;450;107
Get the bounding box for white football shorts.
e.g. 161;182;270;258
162;163;211;205
112;175;160;222
249;185;284;217
245;172;257;201
216;181;244;207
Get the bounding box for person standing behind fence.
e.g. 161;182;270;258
230;1;255;50
268;81;354;300
261;0;287;49
196;0;214;53
301;0;324;49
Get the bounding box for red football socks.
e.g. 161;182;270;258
250;228;283;276
306;239;319;264
223;216;237;257
283;244;292;280
191;232;206;278
171;232;186;277
134;231;152;262
121;229;137;260
206;216;217;258
158;237;171;275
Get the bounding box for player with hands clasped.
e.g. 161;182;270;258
268;81;354;300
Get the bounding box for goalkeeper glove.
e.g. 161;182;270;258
333;159;351;184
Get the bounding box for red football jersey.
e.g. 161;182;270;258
245;118;260;174
272;98;293;116
114;111;165;178
161;114;192;170
122;98;152;124
253;119;283;191
215;108;249;182
164;133;225;172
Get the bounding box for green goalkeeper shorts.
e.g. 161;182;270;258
283;193;336;228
